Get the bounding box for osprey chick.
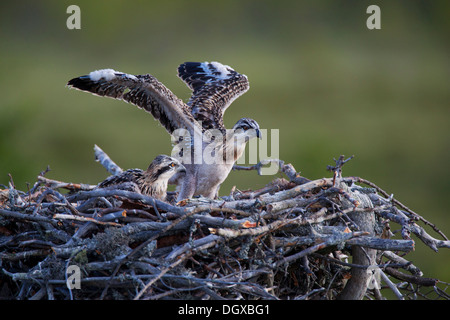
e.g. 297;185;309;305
98;155;185;201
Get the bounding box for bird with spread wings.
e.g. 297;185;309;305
67;61;261;201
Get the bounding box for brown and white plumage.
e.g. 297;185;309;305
67;70;202;136
98;155;185;201
68;62;261;201
177;62;250;132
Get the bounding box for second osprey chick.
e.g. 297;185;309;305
98;155;185;201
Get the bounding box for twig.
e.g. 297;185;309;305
0;208;58;226
382;250;422;276
166;234;222;261
94;144;123;175
379;268;404;300
67;189;186;215
273;231;368;268
52;213;122;227
384;267;438;287
37;176;95;191
345;237;414;252
233;158;310;185
327;155;354;185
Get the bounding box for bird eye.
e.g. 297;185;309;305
170;163;175;168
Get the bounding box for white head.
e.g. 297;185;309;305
232;118;262;142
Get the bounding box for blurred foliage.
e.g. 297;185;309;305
0;0;449;282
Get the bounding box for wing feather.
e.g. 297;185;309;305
177;62;249;131
67;69;202;136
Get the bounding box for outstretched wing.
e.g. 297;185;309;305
67;69;202;136
177;62;249;131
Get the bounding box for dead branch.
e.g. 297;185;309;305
94;144;123;175
37;176;95;191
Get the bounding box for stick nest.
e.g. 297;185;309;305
1;150;449;300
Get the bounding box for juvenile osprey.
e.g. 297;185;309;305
68;61;261;200
98;155;185;201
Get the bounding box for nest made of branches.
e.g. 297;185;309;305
1;149;449;300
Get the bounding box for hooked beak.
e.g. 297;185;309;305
178;165;187;174
256;129;262;139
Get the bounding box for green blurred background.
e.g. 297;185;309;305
1;1;449;281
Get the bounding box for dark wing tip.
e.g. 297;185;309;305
67;76;92;90
66;73;125;98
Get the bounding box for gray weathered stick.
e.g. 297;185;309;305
94;144;123;175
